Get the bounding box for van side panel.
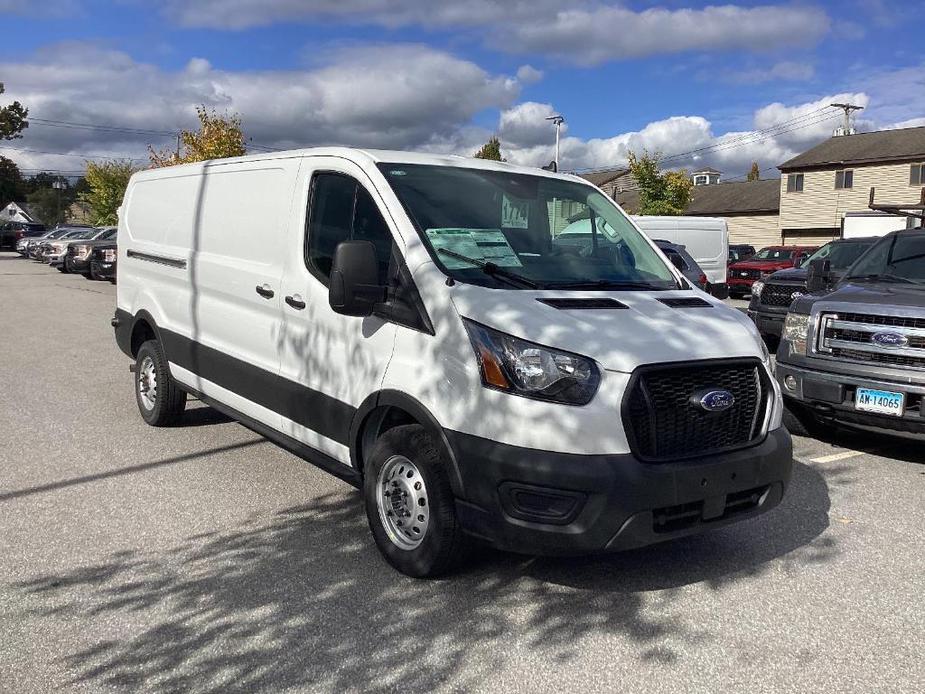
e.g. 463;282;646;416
633;216;728;285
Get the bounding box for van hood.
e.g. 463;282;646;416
451;286;765;373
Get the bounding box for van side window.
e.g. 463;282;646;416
305;173;393;285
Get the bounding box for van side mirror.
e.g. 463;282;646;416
806;258;831;292
329;240;387;317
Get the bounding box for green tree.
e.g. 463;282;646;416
149;105;247;167
747;162;761;181
80;160;136;225
627;151;693;215
0;156;23;205
26;186;70;227
0;82;28;141
474;136;505;161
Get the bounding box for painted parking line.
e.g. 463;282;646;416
810;450;867;463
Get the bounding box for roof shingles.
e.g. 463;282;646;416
779;125;925;171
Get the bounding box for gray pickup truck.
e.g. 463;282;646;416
776;227;925;440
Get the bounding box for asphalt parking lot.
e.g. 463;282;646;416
1;252;923;693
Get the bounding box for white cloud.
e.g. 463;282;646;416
715;60;816;85
515;65;544;85
0;0;77;17
163;1;830;64
0;42;522;172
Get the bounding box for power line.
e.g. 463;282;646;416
28;118;177;138
0;144;148;161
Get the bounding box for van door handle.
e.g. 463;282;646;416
285;294;306;310
255;284;275;299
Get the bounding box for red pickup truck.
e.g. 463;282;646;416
727;245;817;298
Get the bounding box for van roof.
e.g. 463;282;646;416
130;147;583;183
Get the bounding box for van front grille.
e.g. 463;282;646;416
623;360;769;462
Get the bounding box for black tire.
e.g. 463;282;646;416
364;424;467;578
63;256;73;273
88;265;100;280
57;263;68;273
782;399;824;438
134;339;186;426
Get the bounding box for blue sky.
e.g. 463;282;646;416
2;1;924;178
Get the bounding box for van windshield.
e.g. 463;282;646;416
378;164;679;290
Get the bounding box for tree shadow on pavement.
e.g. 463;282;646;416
13;462;834;693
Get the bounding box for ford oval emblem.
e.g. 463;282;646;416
691;389;735;412
871;331;909;349
791;291;804;300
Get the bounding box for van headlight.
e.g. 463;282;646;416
783;312;810;354
751;280;765;297
463;320;600;405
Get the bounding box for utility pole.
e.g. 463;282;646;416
545;114;565;170
830;103;864;135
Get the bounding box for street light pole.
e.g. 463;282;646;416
545;114;565;170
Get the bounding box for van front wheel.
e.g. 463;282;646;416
134;339;186;426
364;425;466;578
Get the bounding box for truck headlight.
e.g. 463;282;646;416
751;280;765;297
783;312;810;354
463;319;600;405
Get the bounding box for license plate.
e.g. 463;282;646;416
855;387;904;417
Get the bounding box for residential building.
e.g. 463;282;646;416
691;167;722;186
778;125;925;245
578;167;637;199
1;201;41;224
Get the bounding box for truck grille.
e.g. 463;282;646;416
760;282;804;307
734;268;762;280
819;312;925;369
623;360;769;462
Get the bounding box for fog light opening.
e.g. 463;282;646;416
784;375;797;391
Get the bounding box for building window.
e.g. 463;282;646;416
786;173;804;193
911;163;925;186
835;169;853;189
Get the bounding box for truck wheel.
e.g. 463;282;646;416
134;339;186;426
782;400;824;438
364;424;466;578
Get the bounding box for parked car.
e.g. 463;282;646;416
777;228;925;441
747;237;880;344
632;216;729;297
727;245;818;298
31;228;92;261
1;221;46;250
17;228;70;257
113;148;792;577
728;244;756;265
64;227;117;274
46;227;112;271
88;240;117;281
653;239;708;290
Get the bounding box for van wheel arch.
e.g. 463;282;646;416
351;391;464;497
129;311;162;358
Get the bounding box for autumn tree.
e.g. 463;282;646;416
0;82;28;141
627;151;693;215
474;136;505;161
149;106;247;167
80;160;136;225
747;162;761;181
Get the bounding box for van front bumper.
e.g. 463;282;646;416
446;427;792;555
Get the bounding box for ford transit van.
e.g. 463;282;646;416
113;149;792;577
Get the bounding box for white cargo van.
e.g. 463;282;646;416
632;216;729;297
114;149;791;577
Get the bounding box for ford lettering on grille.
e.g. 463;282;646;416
871;331;909;349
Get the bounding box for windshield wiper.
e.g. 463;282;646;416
846;273;920;285
437;248;539;288
539;279;670;290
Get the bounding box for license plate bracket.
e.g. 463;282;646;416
855;387;904;417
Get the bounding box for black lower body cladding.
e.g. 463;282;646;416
447;427;792;555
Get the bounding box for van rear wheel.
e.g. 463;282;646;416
364;425;466;578
134;339;186;426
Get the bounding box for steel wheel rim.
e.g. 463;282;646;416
138;355;158;411
376;455;430;550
